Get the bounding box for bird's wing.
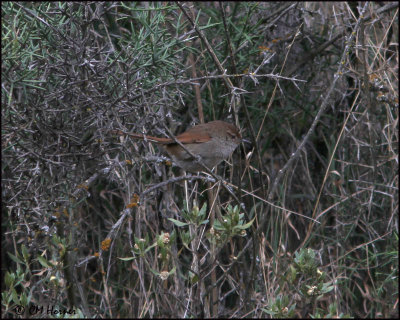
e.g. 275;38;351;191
175;125;211;144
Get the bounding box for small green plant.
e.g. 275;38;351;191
283;248;350;318
291;248;334;299
209;204;254;246
311;302;352;318
169;201;209;227
262;294;296;318
2;245;32;314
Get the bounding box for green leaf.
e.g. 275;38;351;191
213;220;225;231
21;244;30;262
169;267;176;275
235;217;255;230
149;268;160;276
4;271;15;288
1;292;11;306
191;273;199;284
11;289;19;304
20;292;28;306
198;203;207;219
36;255;50;268
144;242;157;253
168;218;188;227
261;308;275;315
118;256;136;261
7;252;23;265
322;285;334;293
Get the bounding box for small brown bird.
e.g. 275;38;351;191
113;120;243;172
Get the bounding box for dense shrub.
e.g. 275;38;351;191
2;2;398;318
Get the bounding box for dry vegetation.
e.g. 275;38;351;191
2;2;398;318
